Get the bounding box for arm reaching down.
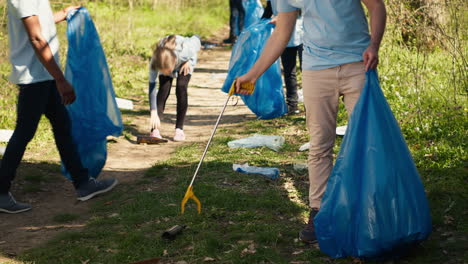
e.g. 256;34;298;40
361;0;386;71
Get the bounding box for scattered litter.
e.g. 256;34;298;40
0;129;13;142
233;163;280;180
209;73;228;79
228;134;284;152
162;225;186;240
115;98;134;110
293;163;308;171
336;125;347;136
0;146;5;156
299;142;309;152
297;89;303;103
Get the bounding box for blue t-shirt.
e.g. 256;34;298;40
277;0;370;70
268;0;303;48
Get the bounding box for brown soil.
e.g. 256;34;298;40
0;46;255;260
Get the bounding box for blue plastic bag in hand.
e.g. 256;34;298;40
62;8;123;179
234;0;263;36
314;70;432;259
222;19;287;119
243;0;263;30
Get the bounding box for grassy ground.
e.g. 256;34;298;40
1;0;467;263
17;112;467;263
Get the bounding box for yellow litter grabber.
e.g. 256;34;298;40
181;80;255;214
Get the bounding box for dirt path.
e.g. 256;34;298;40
0;46;255;259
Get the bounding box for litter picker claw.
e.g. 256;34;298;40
181;80;255;214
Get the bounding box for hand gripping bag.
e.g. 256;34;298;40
61;8;123;179
222;19;287;119
314;70;432;259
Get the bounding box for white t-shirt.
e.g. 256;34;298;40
7;0;60;84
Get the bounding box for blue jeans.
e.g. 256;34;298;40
0;80;88;194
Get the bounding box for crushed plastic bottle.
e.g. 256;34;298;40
233;163;280;180
228;134;285;152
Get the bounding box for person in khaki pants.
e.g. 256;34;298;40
236;0;387;244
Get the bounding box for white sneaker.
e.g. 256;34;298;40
173;128;185;141
150;129;162;139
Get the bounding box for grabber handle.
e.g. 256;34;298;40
228;80;256;96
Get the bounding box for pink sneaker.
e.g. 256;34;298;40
173;128;185;141
150;129;162;139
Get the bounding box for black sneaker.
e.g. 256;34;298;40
288;105;301;115
223;36;237;44
76;178;118;201
0;193;32;214
299;209;319;244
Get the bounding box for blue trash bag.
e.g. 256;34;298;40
234;0;263;36
222;19;287;119
314;70;432;260
61;8;123;179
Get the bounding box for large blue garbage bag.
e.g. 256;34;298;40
62;8;123;179
314;70;432;259
234;0;263;36
222;19;287;119
243;0;263;30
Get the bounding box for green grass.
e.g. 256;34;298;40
17;108;468;263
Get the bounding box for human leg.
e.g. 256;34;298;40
0;82;49;194
45;81;117;201
173;74;191;141
299;68;340;243
0;82;50;213
281;46;300;113
156;75;174;119
226;0;239;42
234;0;245;34
175;74;190;130
44;81;88;187
339;61;366;115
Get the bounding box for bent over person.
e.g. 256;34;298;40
236;0;387;243
0;0;117;214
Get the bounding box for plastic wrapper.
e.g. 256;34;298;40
228;134;284;152
315;70;432;259
222;19;287;119
61;8;123;179
233;163;279;180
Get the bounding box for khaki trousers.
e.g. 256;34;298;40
302;61;366;208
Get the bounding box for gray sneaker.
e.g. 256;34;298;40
0;193;32;214
76;178;118;202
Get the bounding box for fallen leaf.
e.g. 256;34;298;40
81;260;90;264
237;240;253;244
292;250;303;255
241;243;256;256
163;249;169;256
444;215;454;225
203;257;216;262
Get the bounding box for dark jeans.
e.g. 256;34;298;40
280;45;303;108
157;74;191;130
0;80;88;194
229;0;245;39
